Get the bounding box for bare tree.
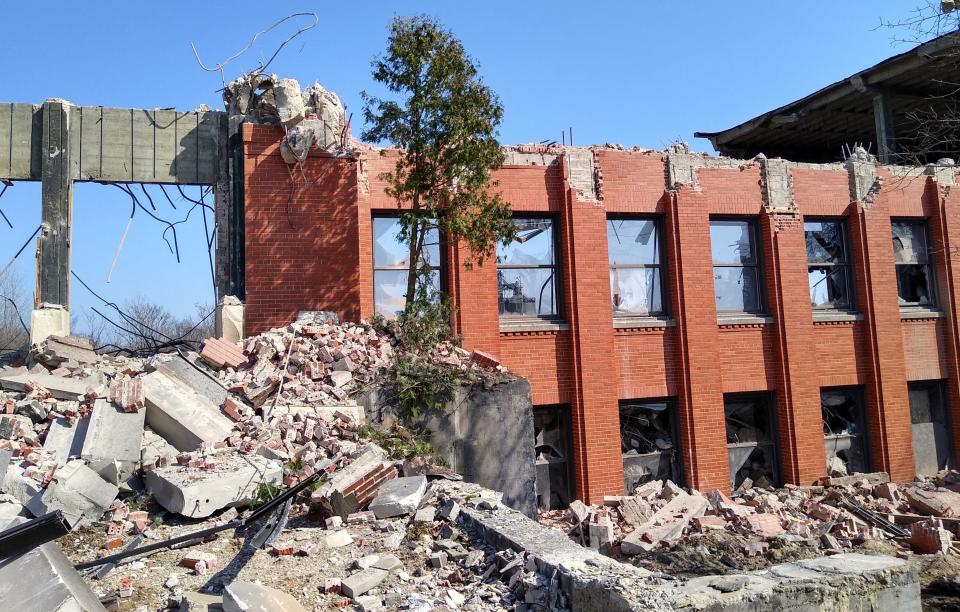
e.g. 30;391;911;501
0;268;30;356
880;2;960;164
81;295;215;355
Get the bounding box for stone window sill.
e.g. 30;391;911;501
499;319;569;334
614;315;675;330
717;313;773;326
900;307;943;320
813;310;863;323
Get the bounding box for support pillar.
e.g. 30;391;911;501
34;100;73;341
873;92;897;164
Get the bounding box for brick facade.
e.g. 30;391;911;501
243;123;960;503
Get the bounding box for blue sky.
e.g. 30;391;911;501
0;1;920;329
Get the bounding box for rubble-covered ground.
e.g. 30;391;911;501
0;317;557;611
540;471;960;610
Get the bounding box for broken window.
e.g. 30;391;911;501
805;219;853;309
711;219;763;313
724;394;779;489
607;218;665;316
892;220;935;306
620;400;680;494
821;387;869;476
372;216;441;320
533;405;572;510
497;218;560;318
909;381;954;476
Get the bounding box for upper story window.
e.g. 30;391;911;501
607;218;664;316
497;218;559;318
372;216;441;320
710;219;763;314
892;220;935;307
805;219;853;310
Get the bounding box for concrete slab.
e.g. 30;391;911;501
152;354;229;408
223;580;307;612
341;567;389;599
80;399;145;484
145;452;281;518
43;416;89;466
180;591;224;611
141;370;234;451
0;371;103;400
0;519;105;611
369;475;427;519
28;459;119;525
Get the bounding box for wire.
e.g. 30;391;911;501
0;225;43;279
0;293;29;338
0;182;12;229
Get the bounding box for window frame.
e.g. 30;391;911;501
805;217;855;311
496;216;563;321
892;218;937;308
710;217;765;315
820;386;871;475
607;216;668;319
371;213;444;319
723;392;781;489
619;398;682;493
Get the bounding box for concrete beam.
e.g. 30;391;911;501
873;92;898;164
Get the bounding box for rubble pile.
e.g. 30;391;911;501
0;320;520;609
542;471;960;571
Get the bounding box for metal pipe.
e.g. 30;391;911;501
0;511;72;559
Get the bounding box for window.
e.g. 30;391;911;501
620;399;680;494
821;387;869;476
724;394;779;490
909;381;953;476
607;219;664;316
711;219;763;313
892;220;935;307
533;406;572;510
372;216;441;320
805;220;853;309
497;218;559;318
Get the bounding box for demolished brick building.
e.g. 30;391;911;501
4;36;960;509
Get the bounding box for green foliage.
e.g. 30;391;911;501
362;15;516;309
251;482;282;509
392;352;461;418
359;423;435;460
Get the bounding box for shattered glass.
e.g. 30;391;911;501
725;396;779;489
373;269;441;320
620;400;678;491
497;219;559;317
892;222;928;264
805;221;846;264
610;268;662;315
497;219;554;266
821;388;869;475
806;221;851;309
607;220;659;265
892;221;934;306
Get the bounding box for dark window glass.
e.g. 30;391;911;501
724;394;779;489
372;216;441;320
806;220;853;309
909;381;954;475
497;219;559;318
892;221;935;306
607;219;664;316
711;219;763;313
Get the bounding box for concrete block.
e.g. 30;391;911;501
34;335;99;368
223;580;306;612
30;459;119;524
81;399;145;484
0;522;105;611
341;567;389;599
145;452;281;518
43;415;89;466
0;413;31;439
369;475;427;519
414;505;436;524
180;591;224;611
142;370;234;451
0;371;103;400
215;296;244;344
273;78;305;127
329;370;352;388
29;305;70;345
152;354;229;408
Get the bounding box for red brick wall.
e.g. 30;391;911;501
243;128;960;502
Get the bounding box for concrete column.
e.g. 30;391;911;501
37;100;73;309
873;93;897;164
214;296;244;343
557;161;623;503
848;176;915;481
666;189;731;492
759;211;827;484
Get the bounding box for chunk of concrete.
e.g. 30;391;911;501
0;520;105;611
272;78;305;127
81;399;145;484
0;413;31;439
141;370;234;451
180;591;224;611
29;459;119;525
0;371;103;400
44;415;90;466
270;403;365;425
29;305;70;345
329;370;352;388
621;492;709;555
34;335;100;368
215;296;244;344
223;580;307;612
152;353;229;408
369;475;427;519
341;567;389;599
145;452;281;518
